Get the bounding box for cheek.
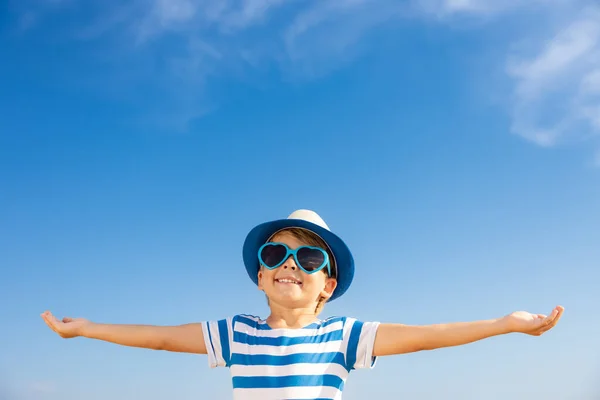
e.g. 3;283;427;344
258;269;274;284
303;274;327;288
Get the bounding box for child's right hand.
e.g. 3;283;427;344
40;310;208;353
41;310;90;339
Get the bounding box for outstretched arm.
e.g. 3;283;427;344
41;311;207;354
373;305;564;356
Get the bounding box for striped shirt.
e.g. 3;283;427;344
202;314;380;400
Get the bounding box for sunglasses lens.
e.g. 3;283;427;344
296;247;326;271
260;244;287;268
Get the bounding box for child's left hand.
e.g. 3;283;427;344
503;305;564;336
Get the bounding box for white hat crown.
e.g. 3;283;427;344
287;209;330;231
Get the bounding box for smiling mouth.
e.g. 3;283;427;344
275;278;302;286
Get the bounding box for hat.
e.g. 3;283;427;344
242;209;354;302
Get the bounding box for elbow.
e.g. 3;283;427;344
404;343;428;354
149;337;169;351
156;339;171;351
416;339;441;352
398;338;431;354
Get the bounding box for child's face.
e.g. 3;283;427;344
257;231;337;308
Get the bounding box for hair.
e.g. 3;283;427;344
263;227;337;316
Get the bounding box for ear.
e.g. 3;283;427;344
319;277;338;301
257;269;264;291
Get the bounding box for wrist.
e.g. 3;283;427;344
496;316;514;334
80;321;97;338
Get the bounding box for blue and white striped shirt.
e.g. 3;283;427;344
202;314;380;400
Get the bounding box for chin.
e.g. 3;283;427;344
268;290;310;306
271;290;304;302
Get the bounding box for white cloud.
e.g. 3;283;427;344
414;0;495;15
507;16;600;101
583;105;600;130
281;0;403;78
57;0;408;126
505;6;600;150
581;69;600;93
10;0;600;161
152;0;197;25
411;0;560;18
413;0;600;160
132;0;290;43
222;0;288;30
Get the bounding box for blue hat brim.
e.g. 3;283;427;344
242;219;354;302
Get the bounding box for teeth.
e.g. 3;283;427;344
277;278;300;284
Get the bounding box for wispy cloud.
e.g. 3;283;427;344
12;0;72;32
8;0;600;162
281;0;404;78
411;0;566;18
409;0;600;161
24;0;407;128
411;0;600;163
505;5;600;150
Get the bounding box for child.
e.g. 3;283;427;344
42;209;564;399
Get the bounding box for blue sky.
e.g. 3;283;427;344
1;0;599;399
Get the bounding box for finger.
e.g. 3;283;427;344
537;322;557;335
48;312;66;324
546;306;564;327
538;326;553;335
537;307;564;334
40;312;51;324
542;308;559;326
41;312;62;334
43;313;57;328
63;317;73;323
47;314;62;326
42;311;55;322
43;317;59;334
43;313;64;332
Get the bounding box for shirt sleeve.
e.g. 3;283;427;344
342;317;380;370
201;317;234;368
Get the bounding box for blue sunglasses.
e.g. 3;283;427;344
258;242;331;276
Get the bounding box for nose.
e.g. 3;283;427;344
281;255;297;271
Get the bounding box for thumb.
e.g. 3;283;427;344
62;317;73;323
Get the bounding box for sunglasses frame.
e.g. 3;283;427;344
258;242;331;276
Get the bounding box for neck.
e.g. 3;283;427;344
266;300;319;329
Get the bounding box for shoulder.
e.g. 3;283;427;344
322;315;380;334
315;315;353;332
319;315;348;326
325;315;379;324
231;313;269;330
320;315;363;326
